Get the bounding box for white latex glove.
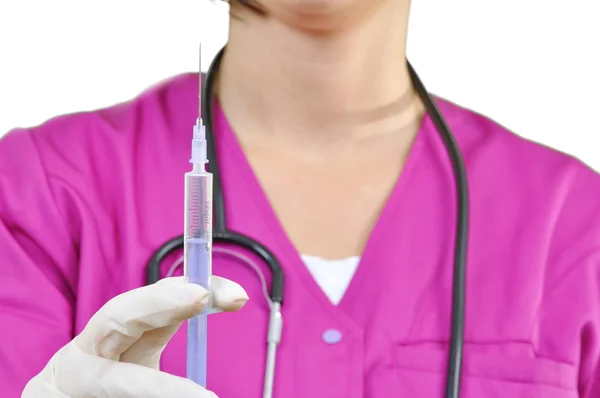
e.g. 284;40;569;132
21;276;248;398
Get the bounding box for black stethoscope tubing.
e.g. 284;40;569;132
146;46;468;398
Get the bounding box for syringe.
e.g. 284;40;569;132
184;42;212;388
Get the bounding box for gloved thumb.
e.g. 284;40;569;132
75;276;248;368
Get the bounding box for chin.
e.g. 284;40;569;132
261;0;370;33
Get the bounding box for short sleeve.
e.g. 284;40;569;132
540;162;600;397
0;129;78;396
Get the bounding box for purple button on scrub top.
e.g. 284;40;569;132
322;329;343;344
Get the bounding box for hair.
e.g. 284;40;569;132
220;0;266;15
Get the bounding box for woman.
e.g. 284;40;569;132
2;0;600;397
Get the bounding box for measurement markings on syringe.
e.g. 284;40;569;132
188;177;211;241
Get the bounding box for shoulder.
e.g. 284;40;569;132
0;73;199;238
2;73;197;162
437;96;593;171
437;97;600;217
0;72;198;182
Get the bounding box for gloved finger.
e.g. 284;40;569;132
119;325;180;368
75;276;209;361
118;276;248;367
119;275;248;368
75;276;248;363
52;342;217;398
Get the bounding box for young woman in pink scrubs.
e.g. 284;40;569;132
2;0;600;397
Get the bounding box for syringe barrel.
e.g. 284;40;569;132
184;169;213;290
184;169;213;388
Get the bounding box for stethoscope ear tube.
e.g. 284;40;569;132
147;47;285;304
146;235;184;285
145;232;285;304
408;62;469;398
214;231;285;304
202;47;286;305
204;48;227;234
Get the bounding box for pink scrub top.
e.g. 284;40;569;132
1;73;600;398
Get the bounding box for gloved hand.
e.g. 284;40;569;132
21;276;248;398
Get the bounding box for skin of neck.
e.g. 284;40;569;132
217;0;424;150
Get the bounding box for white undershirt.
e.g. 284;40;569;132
300;255;361;305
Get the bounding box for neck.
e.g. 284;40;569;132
218;1;423;149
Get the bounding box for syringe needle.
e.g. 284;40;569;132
198;42;203;123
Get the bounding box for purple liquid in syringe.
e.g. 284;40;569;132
186;237;210;387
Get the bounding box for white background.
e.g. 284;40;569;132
0;0;599;170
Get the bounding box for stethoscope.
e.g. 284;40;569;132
146;46;469;398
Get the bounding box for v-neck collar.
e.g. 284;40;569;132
215;101;431;329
